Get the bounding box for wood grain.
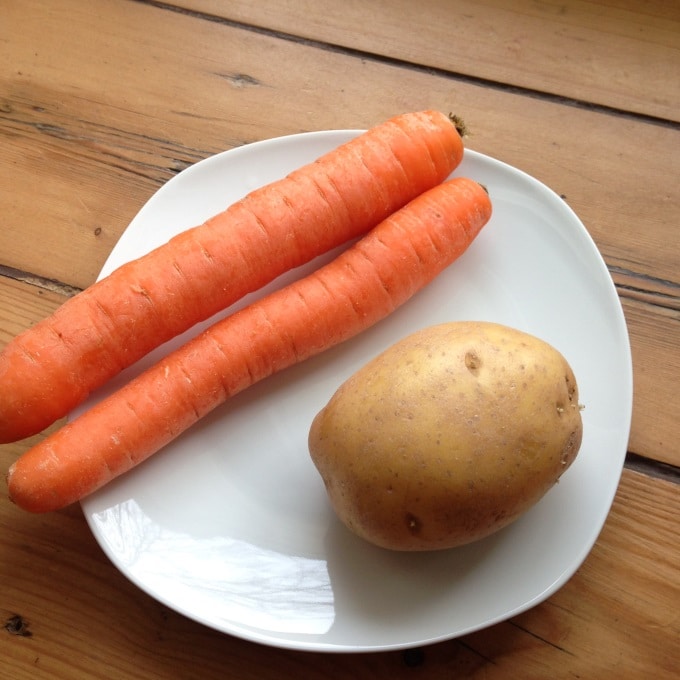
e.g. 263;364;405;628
2;0;678;288
0;277;68;345
1;1;678;678
622;295;680;466
178;0;680;122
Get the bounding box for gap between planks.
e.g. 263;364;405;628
4;261;676;317
0;265;81;298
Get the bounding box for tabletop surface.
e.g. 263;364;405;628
1;1;678;678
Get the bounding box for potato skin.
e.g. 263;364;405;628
308;321;583;551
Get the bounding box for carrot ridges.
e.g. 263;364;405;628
0;110;464;443
6;177;492;513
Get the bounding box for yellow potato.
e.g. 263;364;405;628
308;321;583;551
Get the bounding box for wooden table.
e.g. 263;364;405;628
1;1;678;677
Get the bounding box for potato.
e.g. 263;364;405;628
308;321;583;551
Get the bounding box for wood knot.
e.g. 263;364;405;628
5;614;32;637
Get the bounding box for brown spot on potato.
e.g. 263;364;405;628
464;350;481;374
405;513;422;534
561;427;582;466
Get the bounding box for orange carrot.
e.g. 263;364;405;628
0;110;464;443
6;176;492;513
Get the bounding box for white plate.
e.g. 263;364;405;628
81;131;633;653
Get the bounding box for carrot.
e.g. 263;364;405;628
6;176;492;513
0;110;465;444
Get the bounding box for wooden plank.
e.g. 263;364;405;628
461;470;680;679
0;467;677;678
1;0;678;289
0;277;68;348
178;0;680;122
623;295;680;467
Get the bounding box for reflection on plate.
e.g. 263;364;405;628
81;131;632;653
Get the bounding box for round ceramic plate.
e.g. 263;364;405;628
81;131;633;653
